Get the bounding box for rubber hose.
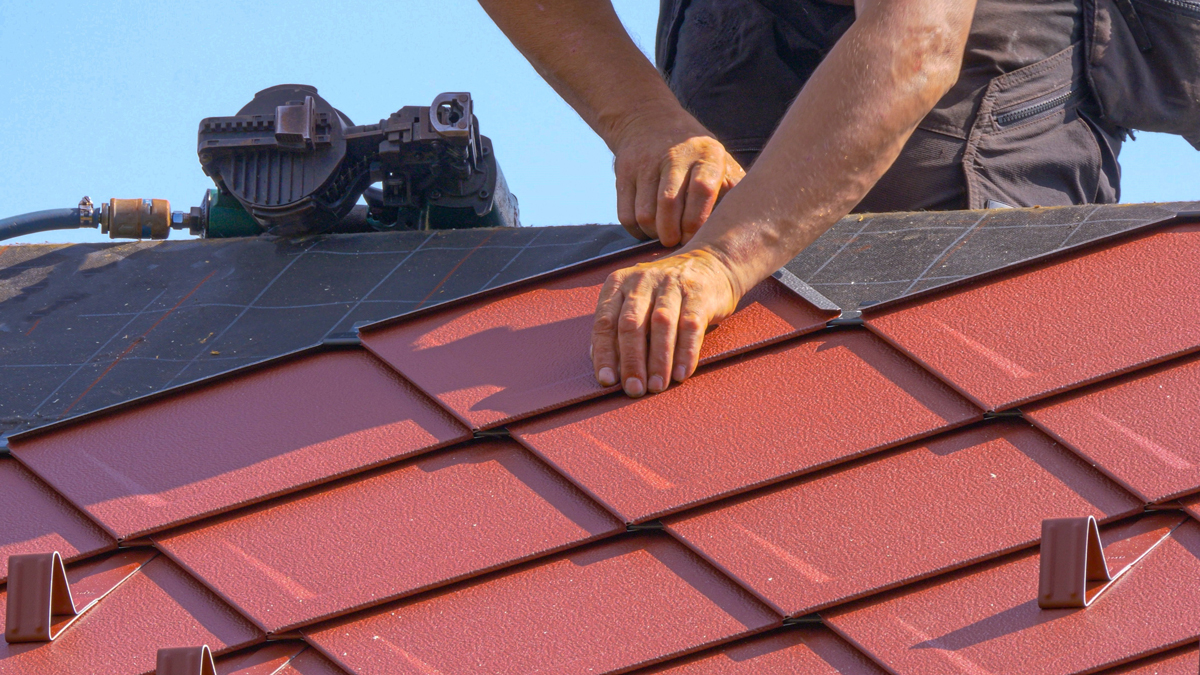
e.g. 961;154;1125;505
0;208;90;242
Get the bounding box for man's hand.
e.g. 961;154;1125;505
611;110;744;247
592;248;742;397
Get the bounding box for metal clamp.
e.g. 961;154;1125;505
157;645;217;675
1038;516;1111;608
4;552;81;643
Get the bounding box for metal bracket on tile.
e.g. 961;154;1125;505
1038;516;1114;608
156;645;217;675
827;310;864;328
4;552;81;643
782;613;824;626
627;520;664;532
321;331;361;347
473;428;510;440
983;409;1024;420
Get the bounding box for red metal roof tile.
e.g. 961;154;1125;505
359;250;836;429
10;349;469;540
864;224;1200;410
305;534;780;675
1026;353;1200;502
1096;643;1198;675
0;551;261;675
666;422;1140;617
1184;495;1200;521
826;514;1199;675
635;627;887;674
512;330;981;523
0;458;113;583
215;643;348;675
155;439;622;633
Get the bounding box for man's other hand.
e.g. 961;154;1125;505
591;248;743;397
612;110;745;247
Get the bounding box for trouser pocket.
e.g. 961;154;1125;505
963;44;1121;208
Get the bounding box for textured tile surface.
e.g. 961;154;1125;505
667;422;1139;616
638;627;887;674
865;224;1200;410
827;514;1200;675
0;552;261;675
156;439;621;632
360;249;835;429
215;643;348;675
306;534;780;675
513;330;980;522
0;458;113;582
1027;353;1200;502
1096;643;1199;675
11;349;469;539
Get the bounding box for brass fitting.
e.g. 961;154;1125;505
100;198;171;240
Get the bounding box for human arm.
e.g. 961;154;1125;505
591;0;977;396
476;0;744;245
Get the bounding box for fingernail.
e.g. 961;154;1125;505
673;365;687;382
625;377;645;397
648;375;665;393
598;367;617;386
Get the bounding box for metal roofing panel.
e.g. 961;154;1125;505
864;224;1200;410
826;514;1199;675
512;330;981;523
635;627;887;674
215;643;348;675
0;458;113;583
1095;643;1198;675
155;439;622;633
665;422;1140;616
0;552;261;675
305;534;780;675
1026;353;1200;502
10;349;469;539
359;249;836;429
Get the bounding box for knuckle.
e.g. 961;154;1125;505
678;314;706;334
650;308;675;328
617;313;644;333
592;315;618;333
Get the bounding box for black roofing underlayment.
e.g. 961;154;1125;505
1;200;1195;437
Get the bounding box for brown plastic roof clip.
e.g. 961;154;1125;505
4;552;82;643
1038;516;1114;609
157;645;217;675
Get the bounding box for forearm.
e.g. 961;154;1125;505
683;0;976;295
477;0;684;149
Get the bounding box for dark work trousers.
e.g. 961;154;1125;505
656;0;1124;211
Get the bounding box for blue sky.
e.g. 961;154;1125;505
2;1;1197;244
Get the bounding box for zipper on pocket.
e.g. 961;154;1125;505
995;91;1076;128
1143;0;1200;20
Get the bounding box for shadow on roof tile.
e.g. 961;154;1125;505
0;550;262;675
360;247;837;430
305;533;780;675
666;421;1140;617
0;457;113;583
154;439;622;633
632;625;887;674
1026;351;1200;503
826;513;1199;675
513;329;982;523
9;348;470;540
